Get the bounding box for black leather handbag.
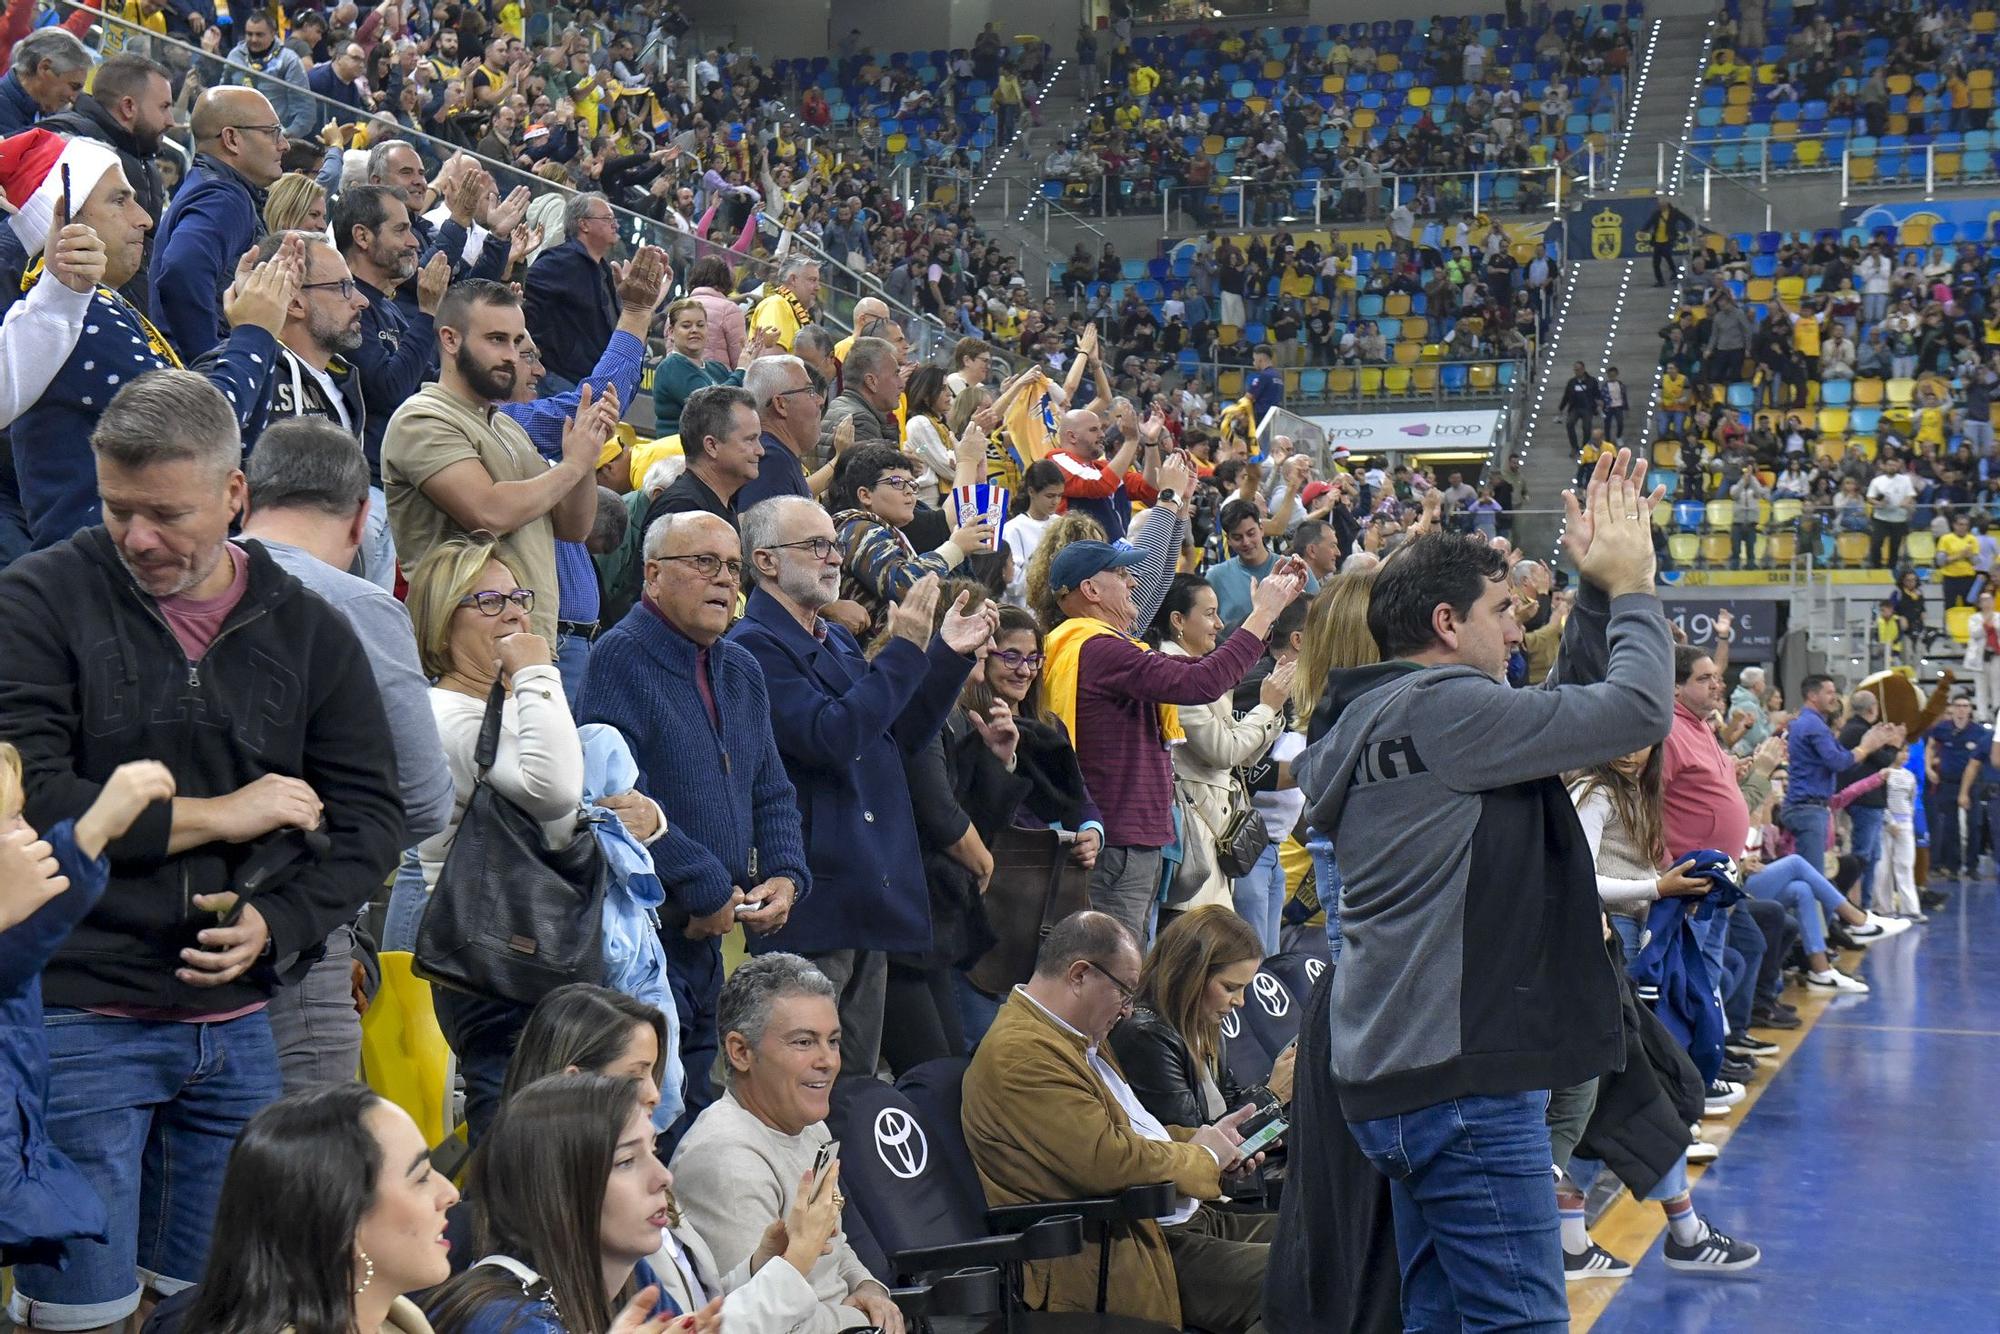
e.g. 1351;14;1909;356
1213;779;1273;879
414;679;608;1006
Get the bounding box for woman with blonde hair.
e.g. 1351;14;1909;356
264;173;330;234
1108;904;1295;1129
1295;568;1382;960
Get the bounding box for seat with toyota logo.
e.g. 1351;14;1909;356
1218;1003;1276;1093
1256;950;1329;1021
1237;968;1303;1066
829;1073;1183;1333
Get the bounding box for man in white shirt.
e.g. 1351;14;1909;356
1866;457;1917;570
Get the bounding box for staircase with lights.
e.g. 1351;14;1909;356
1511;13;1717;563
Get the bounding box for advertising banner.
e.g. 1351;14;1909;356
1302;408;1503;453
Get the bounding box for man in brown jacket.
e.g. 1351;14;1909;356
961;911;1272;1333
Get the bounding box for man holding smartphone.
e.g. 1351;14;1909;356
964;912;1272;1334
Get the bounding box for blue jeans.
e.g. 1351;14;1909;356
382;851;429;953
8;1009;283;1329
1232;839;1285;954
954;970;1004;1052
359;485;397;591
555;631;594;714
1847;804;1886;905
1724;902;1766;1034
1745;853;1846;957
1569;1152;1690;1203
1347;1090;1566;1333
1779;803;1831;877
1308;836;1342;963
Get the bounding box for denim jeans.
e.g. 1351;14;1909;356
1347;1090;1567;1333
953;970;1003;1052
1724;904;1766;1034
1847;803;1886;904
433;988;532;1148
264;922;362;1091
1231;839;1286;954
359;486;397;591
1568;1152;1690;1203
1308;836;1343;963
8;1009;283;1329
555;631;594;715
382;851;429;953
1745;852;1845;956
1779;802;1831;876
1927;781;1968;874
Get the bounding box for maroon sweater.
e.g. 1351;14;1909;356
1073;626;1270;847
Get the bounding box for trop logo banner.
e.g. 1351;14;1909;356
1842;198;2000;239
1304;409;1502;452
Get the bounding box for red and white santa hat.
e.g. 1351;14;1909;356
0;128;123;259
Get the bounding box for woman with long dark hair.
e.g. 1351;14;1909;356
174;1083;460;1334
427;1075;721;1334
1108;905;1294;1129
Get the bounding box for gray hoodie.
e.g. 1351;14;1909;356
1295;583;1674;1120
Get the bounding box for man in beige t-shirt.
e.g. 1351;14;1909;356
381;279;610;641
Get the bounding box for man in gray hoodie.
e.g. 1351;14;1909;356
1295;452;1672;1330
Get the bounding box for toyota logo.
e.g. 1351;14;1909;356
1304;957;1325;983
873;1107;929;1180
1252;974;1290;1017
1220;1009;1242;1039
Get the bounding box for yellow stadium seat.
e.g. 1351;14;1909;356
1202;135;1226;156
1413;365;1439;390
1384;366;1413;393
1906;531;1937;565
1262;59;1284;79
1384;292;1411;316
1766;529;1798;563
1217;369;1245;397
1283;370;1301;394
1850;157;1878;183
1245;97;1269;115
1377;53;1399;72
1746;277;1775;302
1797;139;1824;167
1409;86;1431;107
1777;276;1807;302
1669;532;1701;564
1468;363;1497;389
1854;377;1885;405
1899;220;1933;247
1218;324;1241;345
1976;11;1998;34
1727;84;1752;105
885;133;908;154
1422;341;1447;360
1723;105;1751;126
1701;533;1732;564
1887;74;1913;96
1353;108;1377;129
1949;604;1977;642
1360;367;1385;394
361;952;457;1148
1937;152;1963;181
1771;498;1803;527
1819;408;1850;434
1401;316;1429;340
1837;530;1872;565
1653;441;1682;467
1886;377;1917;406
1705;498;1736;530
1321;75;1343;94
1393;340;1422;365
1328;367;1356;393
1886;113;1910;136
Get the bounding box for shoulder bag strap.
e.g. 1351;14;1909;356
472;676;508;778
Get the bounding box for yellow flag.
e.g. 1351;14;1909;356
1002;369;1059;467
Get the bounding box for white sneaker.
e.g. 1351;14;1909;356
1806;968;1870;993
1864;912;1913;938
1686;1139;1720;1163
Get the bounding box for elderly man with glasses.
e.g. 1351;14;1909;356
577;508;810;1151
150;87;289;361
523;189;623;389
727;494;995;1083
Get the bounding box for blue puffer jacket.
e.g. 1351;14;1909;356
1627;848;1742;1084
0;820;110;1266
148;154;267;361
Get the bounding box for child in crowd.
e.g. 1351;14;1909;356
1;744;176;1265
1875;743;1925;921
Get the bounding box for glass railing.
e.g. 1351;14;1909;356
1683;130;2000;202
1649;495;1993;575
1169;356;1529;406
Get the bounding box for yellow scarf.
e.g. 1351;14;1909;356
19;261;181;368
1042;616;1184;746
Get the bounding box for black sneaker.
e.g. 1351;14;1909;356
1751;1005;1802;1030
1663;1220;1762;1273
1728;1033;1781;1056
1718;1057;1758;1083
1772;999;1800;1018
1921;888;1951;911
1564;1242;1634;1281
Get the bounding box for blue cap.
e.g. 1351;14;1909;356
1048;540;1145;594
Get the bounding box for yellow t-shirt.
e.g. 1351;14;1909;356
1792;313;1819;356
751;290;807;350
1938;531;1979;577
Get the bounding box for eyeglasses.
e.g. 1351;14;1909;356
300;277;360;300
772;384;822;404
655;553;743;581
230;122;288;142
765;536;839;561
993;649;1045;672
871;476;917;495
458;589;535;616
1085;960;1138;1012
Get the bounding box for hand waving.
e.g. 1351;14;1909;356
939;590;999;655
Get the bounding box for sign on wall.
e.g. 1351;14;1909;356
1661;597;1782;657
1302;408;1502;453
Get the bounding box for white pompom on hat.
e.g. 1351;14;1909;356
0;128;124;259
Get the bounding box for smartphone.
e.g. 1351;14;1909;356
1234;1104;1289;1157
58;162;71;224
809;1139;840;1199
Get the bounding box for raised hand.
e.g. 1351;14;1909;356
967;698;1020;767
889;574;943;647
46;199;106;294
939;591;1000;655
616;244;671;312
224;239;303;335
1572;448;1657;598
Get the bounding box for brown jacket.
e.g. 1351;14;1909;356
961;989;1223;1326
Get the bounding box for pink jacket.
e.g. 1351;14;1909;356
1759;768;1885;858
692;285;745;369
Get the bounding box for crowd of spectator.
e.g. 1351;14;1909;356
0;4;1948;1334
1043;7;1630;226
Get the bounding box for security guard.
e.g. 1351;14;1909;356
1926;694;1991;880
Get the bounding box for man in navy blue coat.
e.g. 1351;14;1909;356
728;495;994;1081
523;191;620;388
149;87;286;360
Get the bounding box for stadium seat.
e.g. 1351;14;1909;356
360;952;458;1148
1949;604;1977;642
